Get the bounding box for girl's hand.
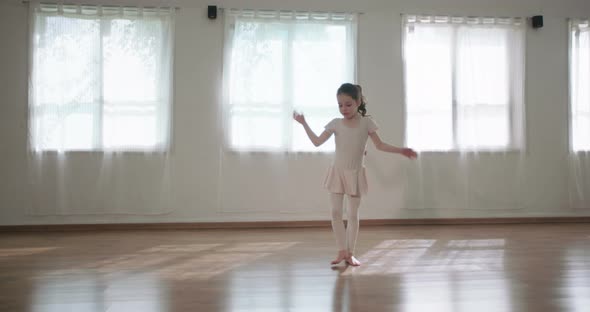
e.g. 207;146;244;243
293;111;306;124
400;148;418;159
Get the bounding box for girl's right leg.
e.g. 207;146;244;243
345;195;361;266
330;193;347;265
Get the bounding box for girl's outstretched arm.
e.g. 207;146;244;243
369;132;418;159
293;112;332;147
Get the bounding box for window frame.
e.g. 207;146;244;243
569;18;590;152
28;3;174;152
221;10;358;153
401;15;526;153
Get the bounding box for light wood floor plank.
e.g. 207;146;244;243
1;224;589;311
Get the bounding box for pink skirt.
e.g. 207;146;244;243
323;165;368;196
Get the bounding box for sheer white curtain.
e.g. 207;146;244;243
403;15;525;152
222;9;357;152
570;19;590;152
29;2;174;152
568;18;590;209
217;9;357;214
26;2;175;215
402;15;529;211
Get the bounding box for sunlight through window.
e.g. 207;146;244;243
403;15;525;151
570;19;590;151
29;4;174;151
32;273;167;312
350;238;510;311
224;11;357;152
350;238;506;275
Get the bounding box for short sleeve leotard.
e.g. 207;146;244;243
323;116;378;196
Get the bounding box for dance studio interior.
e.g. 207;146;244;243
1;0;590;311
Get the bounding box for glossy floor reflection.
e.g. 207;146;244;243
0;224;589;311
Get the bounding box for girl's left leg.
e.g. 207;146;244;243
346;195;362;266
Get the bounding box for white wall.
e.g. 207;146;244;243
1;0;589;225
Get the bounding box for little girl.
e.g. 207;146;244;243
293;83;417;266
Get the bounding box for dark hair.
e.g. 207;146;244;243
337;83;368;116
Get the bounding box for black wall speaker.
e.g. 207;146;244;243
208;5;217;19
532;15;543;28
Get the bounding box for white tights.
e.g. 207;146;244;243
330;193;361;254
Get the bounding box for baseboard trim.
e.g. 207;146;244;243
1;217;590;232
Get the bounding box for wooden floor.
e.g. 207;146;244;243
1;223;589;312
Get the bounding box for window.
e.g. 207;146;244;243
29;4;174;151
403;15;525;151
570;19;590;152
223;10;357;152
